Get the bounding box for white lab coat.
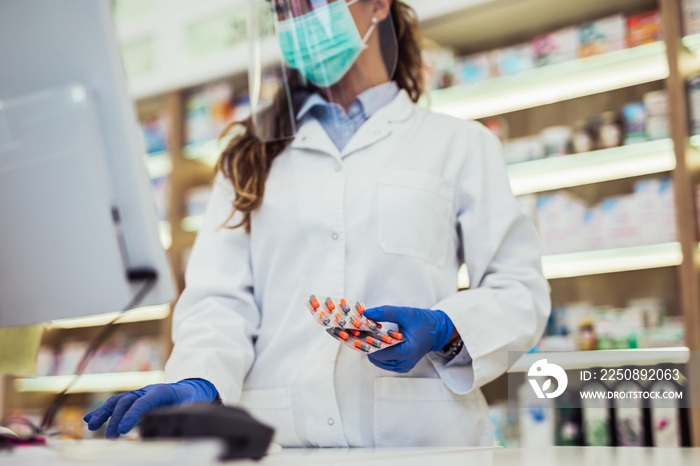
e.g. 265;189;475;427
163;89;550;447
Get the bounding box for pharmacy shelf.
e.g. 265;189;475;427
457;263;470;290
184;141;221;166
682;33;700;58
542;242;683;279
426;42;668;120
507;139;675;195
183;131;235;166
181;215;204;233
407;0;492;23
143;151;171;179
48;304;170;330
461;244;681;285
158;220;172;250
690;134;700;149
418;0;652;51
14;371;164;394
509;347;690;372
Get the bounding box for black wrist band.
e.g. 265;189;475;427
441;337;464;358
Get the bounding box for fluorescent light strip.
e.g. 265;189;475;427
408;0;493;22
428;42;668;120
509;347;690;372
184;140;219;165
49;304;170;329
159;220;172;250
457;263;470;289
542;242;682;279
15;371;164;394
682;33;700;58
181;215;204;233
143;151;172;179
184;135;234;166
690;134;700;149
508;139;675;195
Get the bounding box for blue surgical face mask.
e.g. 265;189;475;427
277;0;376;88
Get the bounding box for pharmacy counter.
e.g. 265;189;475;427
2;442;700;466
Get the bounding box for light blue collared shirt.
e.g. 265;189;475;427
296;81;400;151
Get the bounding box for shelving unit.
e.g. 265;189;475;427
48;305;171;330
183;135;233;166
507;139;676;195
541;242;683;279
14;371;164;394
180;215;204;234
509;347;690;372
662;0;700;446
682;33;700;57
426;42;668;120
142;151;172;179
421;0;700;446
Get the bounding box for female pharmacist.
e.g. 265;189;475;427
85;0;550;447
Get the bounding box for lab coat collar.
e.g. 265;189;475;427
291;89;414;159
376;88;414;123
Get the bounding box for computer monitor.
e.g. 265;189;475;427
0;0;176;327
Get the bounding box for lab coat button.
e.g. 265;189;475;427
331;232;339;241
327;418;334;426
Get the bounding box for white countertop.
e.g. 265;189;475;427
262;446;700;466
2;442;700;466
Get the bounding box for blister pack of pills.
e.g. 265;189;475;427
305;294;405;354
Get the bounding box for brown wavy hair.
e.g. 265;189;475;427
216;1;424;232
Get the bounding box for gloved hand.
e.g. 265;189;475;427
362;306;455;373
83;378;218;438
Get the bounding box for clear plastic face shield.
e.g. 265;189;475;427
248;0;398;142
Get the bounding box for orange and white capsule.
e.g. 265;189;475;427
354;340;371;352
387;330;403;340
309;295;320;310
352;318;361;328
318;312;330;326
381;335;392;344
334;328;349;340
366;319;377;331
356;302;365;314
340;299;351;314
349;329;361;337
365;336;381;348
325;297;335;311
334;313;346;327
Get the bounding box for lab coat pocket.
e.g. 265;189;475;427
238;387;302;446
378;170;454;267
373;377;490;447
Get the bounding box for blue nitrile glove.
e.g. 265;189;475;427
362;306;455;373
83;378;218;438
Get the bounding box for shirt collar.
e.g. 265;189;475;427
356;81;399;118
296;81;400;121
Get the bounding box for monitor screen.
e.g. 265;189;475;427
0;0;176;327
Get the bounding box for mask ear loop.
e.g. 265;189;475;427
361;17;378;46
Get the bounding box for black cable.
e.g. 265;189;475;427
38;275;158;433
